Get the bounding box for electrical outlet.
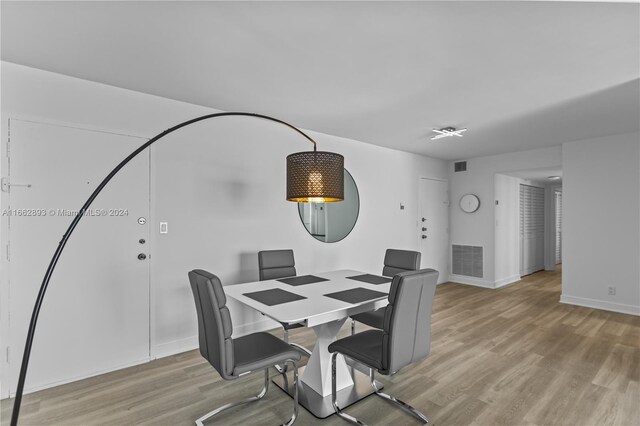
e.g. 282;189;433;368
608;286;616;296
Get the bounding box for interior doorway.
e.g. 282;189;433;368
495;167;562;281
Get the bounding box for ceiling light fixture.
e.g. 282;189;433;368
431;127;467;140
548;176;561;181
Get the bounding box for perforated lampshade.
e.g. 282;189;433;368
286;151;344;203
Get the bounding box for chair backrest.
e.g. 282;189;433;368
382;249;421;277
258;249;296;281
188;269;235;380
381;269;438;375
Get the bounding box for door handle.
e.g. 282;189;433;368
138;253;147;260
1;178;32;192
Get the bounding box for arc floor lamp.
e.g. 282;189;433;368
10;112;345;425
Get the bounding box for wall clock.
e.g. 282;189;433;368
460;194;480;213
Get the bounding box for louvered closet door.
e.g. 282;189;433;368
555;191;562;264
520;184;545;276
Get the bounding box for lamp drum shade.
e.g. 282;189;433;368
287;151;344;202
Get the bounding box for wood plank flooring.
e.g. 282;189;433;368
2;267;639;425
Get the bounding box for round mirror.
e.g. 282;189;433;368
297;169;359;243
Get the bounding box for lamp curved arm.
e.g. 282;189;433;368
10;111;318;426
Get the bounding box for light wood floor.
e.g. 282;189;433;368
2;267;639;425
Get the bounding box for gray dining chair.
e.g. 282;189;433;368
188;269;300;426
350;249;421;334
329;269;438;425
258;249;297;281
258;250;311;358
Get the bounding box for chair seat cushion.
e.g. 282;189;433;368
328;330;384;371
233;332;301;376
351;309;385;329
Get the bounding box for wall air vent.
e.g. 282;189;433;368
452;245;483;278
454;161;467;172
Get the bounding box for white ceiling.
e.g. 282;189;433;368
1;1;638;161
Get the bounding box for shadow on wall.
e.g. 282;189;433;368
205;178;254;211
474;78;640;156
225;252;260;285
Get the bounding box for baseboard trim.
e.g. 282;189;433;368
560;294;640;316
233;318;280;337
152;318;281;361
494;275;521;289
449;274;521;289
521;268;544;276
153;336;198;359
448;274;495;288
437;273;450;285
8;355;151;398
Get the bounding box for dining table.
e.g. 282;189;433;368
224;269;393;418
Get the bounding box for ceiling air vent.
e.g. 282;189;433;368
454;161;467;172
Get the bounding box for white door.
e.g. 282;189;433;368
6;119;150;395
419;178;449;284
519;184;545;276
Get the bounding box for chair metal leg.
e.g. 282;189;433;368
282;360;299;426
195;368;269;426
275;328;291;374
277;328;312;374
351;319;356;335
369;369;429;424
196;362;299;426
290;342;312;357
331;352;367;426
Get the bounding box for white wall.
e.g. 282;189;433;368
1;62;448;379
561;132;640;315
449;146;562;287
149;116;446;354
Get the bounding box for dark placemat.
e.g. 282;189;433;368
243;288;307;306
324;287;388;304
277;275;329;286
347;274;392;285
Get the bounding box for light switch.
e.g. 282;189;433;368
160;222;168;234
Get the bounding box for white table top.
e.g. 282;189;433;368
224;269;391;327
